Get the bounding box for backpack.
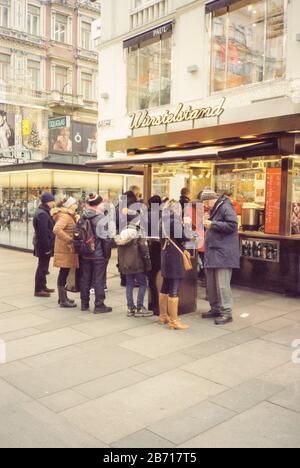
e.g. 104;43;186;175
73;217;96;255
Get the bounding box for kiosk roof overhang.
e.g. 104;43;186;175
87;140;279;171
105;113;300;154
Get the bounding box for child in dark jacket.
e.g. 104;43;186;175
115;225;153;318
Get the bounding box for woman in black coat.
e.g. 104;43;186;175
147;195;162;315
160;201;192;330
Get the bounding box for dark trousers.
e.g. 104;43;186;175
57;268;70;287
148;269;160;314
80;258;106;305
35;256;51;293
161;278;182;298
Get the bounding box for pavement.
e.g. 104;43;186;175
0;247;299;448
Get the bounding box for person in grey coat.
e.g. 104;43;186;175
201;188;240;325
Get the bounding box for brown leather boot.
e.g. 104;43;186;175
35;291;51;298
168;297;189;330
159;293;169;325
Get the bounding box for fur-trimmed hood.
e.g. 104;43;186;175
115;226;139;246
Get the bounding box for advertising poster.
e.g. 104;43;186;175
265;168;282;235
48;119;97;155
291;175;300;234
254;172;266;204
0;106;15;154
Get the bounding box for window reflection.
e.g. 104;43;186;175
211;0;286;92
127;32;172;111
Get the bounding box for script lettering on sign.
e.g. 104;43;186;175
129;97;226;130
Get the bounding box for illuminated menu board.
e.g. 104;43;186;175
265;168;282;235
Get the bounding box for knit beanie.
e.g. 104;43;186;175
63;196;77;209
200;188;219;202
87;193;103;207
41;192;55;204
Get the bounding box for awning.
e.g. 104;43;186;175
87;141;278;169
205;0;241;13
123;21;174;49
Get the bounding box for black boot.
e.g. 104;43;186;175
215;315;233;325
58;286;77;308
202;310;221;319
81;302;90;312
94;303;113;314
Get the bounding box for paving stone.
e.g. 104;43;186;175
112;430;175;448
119;324;230;359
180;402;300;448
255;297;300;313
255;317;297;332
268;380;300;414
5;328;91;362
75;369;148;399
0;303;18;314
0;313;50;334
2;346;149;398
1;248;300;448
38;389;89;413
61;370;226;444
221;327;268;345
0;401;107;448
0;377;32;408
133;351;196;377
148;401;235;445
182;340;291;387
210;378;283;413
262;362;300;387
0;327;41;342
262;323;300;347
181;337;236;359
283;310;300;322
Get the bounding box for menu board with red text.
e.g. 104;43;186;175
265;168;282;235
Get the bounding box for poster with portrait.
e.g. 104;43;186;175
48;120;97;156
0;106;15;154
49;125;72;153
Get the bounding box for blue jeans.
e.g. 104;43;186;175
161;278;182;298
126;273;148;309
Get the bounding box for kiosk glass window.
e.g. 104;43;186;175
98;174;124;203
0;173;10;246
28;171;52;249
127;31;172;112
10;173;28;249
53;171;99;213
210;0;287;92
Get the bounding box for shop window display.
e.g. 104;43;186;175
10;173;28;250
211;0;287;92
127;32;172;112
0;169;129;250
0;174;10;246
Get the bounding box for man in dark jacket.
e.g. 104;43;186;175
80;193;113;314
201;188;240;325
33;192;56;297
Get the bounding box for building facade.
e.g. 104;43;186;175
98;0;300;159
0;0;101;164
95;0;300;295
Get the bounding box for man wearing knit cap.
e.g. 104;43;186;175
33;192;56;297
79;193;113;314
201;187;240;325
